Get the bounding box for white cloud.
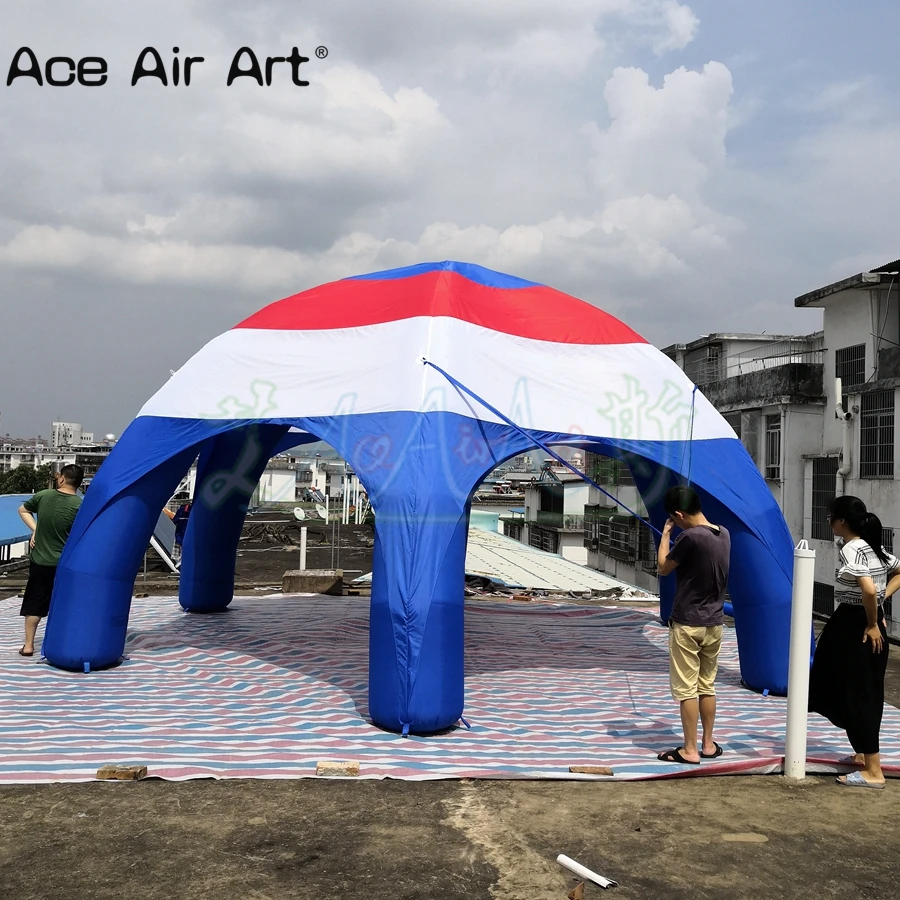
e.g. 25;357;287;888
590;62;733;198
217;65;448;186
0;194;725;301
0;54;737;309
654;0;700;53
9;0;894;439
126;214;177;236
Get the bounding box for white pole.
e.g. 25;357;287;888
784;539;816;779
299;527;307;572
342;462;348;525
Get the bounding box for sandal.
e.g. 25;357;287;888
657;748;700;765
700;742;724;759
18;647;34;657
837;771;885;789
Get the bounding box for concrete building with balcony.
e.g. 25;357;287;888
579;330;828;594
662;331;827;541
793;258;900;624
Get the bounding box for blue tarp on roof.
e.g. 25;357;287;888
0;494;32;547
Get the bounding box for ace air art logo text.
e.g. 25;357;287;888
4;45;329;87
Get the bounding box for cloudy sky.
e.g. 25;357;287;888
2;0;898;439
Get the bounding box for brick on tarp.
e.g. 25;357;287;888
316;761;360;777
283;569;344;596
96;765;148;781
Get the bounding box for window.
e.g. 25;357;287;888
590;456;634;486
765;414;781;480
608;516;637;562
639;523;658;574
835;344;866;394
811;457;839;540
597;514;612;552
741;411;761;465
813;582;835;618
504;522;522;542
528;526;559;554
684;344;723;386
583;505;600;550
860;389;895;479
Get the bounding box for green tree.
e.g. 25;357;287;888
0;464;53;495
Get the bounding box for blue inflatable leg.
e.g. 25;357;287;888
43;438;200;672
179;424;288;613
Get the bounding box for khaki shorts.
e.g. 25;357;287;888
669;623;723;702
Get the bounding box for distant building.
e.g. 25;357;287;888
0;443;76;474
51;422;95;449
500;463;590;565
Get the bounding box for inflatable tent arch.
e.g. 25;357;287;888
43;261;795;735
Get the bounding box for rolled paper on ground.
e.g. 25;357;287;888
557;854;618;889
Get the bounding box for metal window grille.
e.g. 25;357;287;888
835;344;866;391
590;457;634;487
608;517;637;562
504;522;522;541
528;526;559;554
583;505;599;550
684;344;723;385
639;523;658;573
811;457;839;540
597;516;612;552
765;414;781;480
813;581;835;618
860;389;895;479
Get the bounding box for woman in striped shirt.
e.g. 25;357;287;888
809;495;898;788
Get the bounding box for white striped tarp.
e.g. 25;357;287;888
1;594;897;783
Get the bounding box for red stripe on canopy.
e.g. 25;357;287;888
234;270;647;346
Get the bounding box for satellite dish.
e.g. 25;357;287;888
293;507;306;521
315;503;329;522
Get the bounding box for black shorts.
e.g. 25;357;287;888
20;562;58;618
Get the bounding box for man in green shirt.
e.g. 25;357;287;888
16;464;84;657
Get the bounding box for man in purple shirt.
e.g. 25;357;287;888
655;486;731;765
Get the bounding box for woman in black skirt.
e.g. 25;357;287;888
809;495;898;788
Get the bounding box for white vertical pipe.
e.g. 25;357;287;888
784;539;816;779
299;527;307;572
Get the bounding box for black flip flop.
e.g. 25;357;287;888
657;748;700;765
18;647;33;657
700;742;724;759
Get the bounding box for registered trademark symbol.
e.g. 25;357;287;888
316;46;328;59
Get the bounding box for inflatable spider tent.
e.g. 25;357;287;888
43;261;795;735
